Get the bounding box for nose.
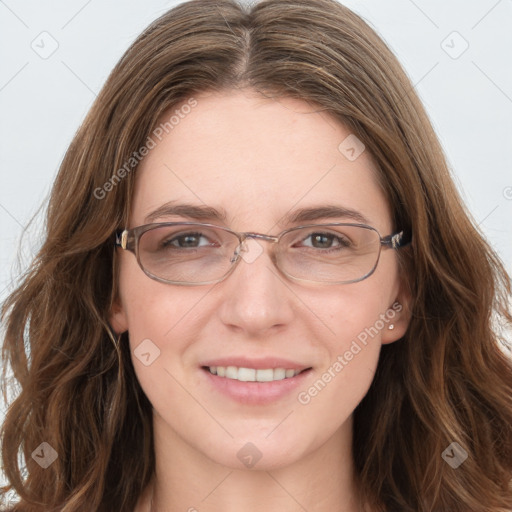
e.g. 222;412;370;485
216;237;295;337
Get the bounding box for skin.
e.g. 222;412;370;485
110;88;411;512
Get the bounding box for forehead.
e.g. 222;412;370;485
131;89;391;233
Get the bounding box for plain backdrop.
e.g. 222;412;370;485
0;0;511;463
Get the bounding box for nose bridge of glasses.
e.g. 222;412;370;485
241;232;279;243
231;232;280;265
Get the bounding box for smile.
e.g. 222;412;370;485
206;366;304;382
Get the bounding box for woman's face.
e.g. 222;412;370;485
111;89;410;471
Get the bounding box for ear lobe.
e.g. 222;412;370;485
109;299;128;334
381;292;412;345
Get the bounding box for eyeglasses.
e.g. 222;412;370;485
114;222;411;286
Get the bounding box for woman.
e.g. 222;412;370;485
1;0;511;510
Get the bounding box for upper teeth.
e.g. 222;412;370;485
208;366;302;382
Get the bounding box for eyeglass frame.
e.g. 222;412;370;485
114;221;412;286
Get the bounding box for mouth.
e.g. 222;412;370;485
200;360;313;405
202;365;311;382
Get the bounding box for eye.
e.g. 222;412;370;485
299;232;351;250
163;232;212;249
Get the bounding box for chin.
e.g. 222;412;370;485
199;432;311;472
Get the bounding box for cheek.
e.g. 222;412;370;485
117;258;203;385
309;271;396;353
293;288;389;436
120;288;207;429
296;345;380;421
301;273;396;389
118;253;196;342
330;258;399;347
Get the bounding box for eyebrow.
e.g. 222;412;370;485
282;205;370;225
143;201;370;226
144;201;228;223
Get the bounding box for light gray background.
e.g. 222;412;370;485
0;0;511;454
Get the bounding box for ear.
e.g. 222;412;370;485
381;285;412;345
109;297;129;335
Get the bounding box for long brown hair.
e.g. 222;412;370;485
2;1;511;510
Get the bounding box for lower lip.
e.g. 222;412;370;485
201;368;312;405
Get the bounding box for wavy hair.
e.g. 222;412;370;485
2;0;511;510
